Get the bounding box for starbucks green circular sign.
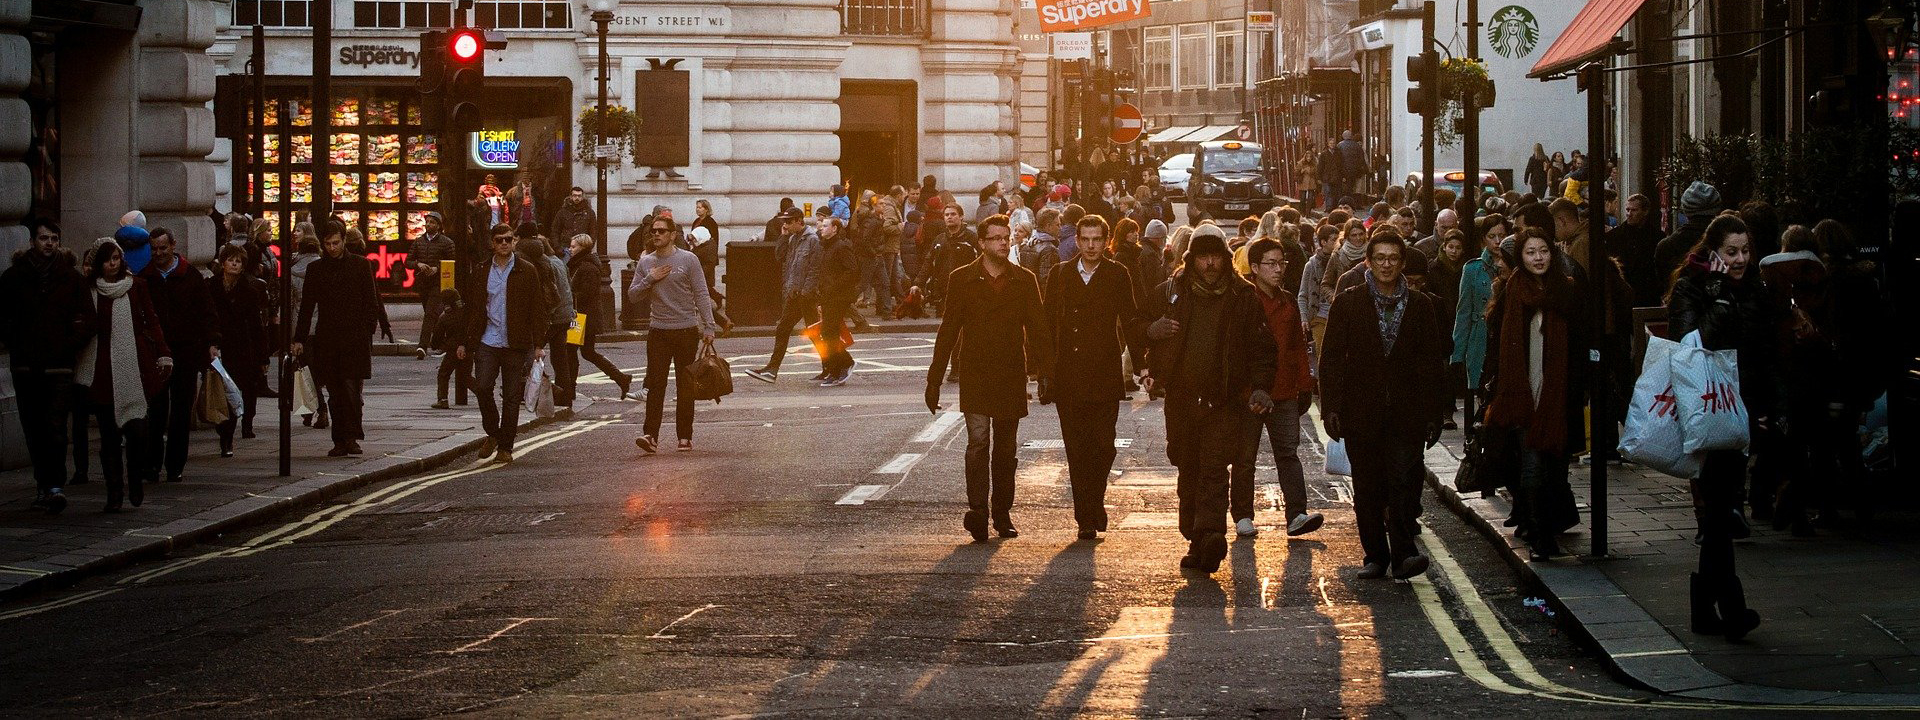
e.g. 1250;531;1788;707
1489;5;1540;59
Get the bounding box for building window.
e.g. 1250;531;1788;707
353;1;454;28
233;0;312;27
1213;20;1243;88
474;1;573;29
1177;23;1210;90
1250;28;1273;80
842;0;928;35
1143;27;1172;91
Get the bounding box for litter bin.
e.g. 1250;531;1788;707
723;241;780;328
619;263;649;331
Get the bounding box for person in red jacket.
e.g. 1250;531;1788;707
1235;237;1325;538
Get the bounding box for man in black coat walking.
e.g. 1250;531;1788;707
1;219;96;513
293;220;382;458
1319;226;1446;580
1143;230;1277;573
1041;214;1146;539
138;228;219;484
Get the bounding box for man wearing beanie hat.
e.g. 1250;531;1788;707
1319;225;1446;580
1655;180;1723;278
409;211;458;353
1142;223;1277;573
1132;219;1169;301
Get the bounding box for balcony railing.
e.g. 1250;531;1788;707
841;0;928;36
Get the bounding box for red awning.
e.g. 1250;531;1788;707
1527;0;1650;79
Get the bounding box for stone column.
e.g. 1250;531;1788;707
136;0;218;260
0;0;30;262
921;0;1018;206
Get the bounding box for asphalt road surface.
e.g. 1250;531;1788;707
1;333;1731;717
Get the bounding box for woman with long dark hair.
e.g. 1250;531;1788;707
76;241;171;511
210;244;269;456
1665;213;1786;641
1482;228;1586;559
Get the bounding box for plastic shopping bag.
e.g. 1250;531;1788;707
1324;439;1353;477
210;358;245;422
1618;330;1703;478
523;356;556;419
1671;330;1750;453
291;366;320;417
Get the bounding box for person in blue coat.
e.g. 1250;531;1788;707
1452;213;1509;394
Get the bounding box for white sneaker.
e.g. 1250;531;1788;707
1236;517;1258;537
1287;512;1326;536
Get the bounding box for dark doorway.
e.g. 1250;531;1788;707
837;80;916;201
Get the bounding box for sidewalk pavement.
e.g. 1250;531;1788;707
1426;429;1920;706
0;356;590;603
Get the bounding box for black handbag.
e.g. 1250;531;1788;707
1454;424;1512;494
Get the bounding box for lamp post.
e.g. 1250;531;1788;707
588;0;617;258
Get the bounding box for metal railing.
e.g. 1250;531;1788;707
841;0;928;36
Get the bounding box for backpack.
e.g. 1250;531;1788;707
1021;234;1058;277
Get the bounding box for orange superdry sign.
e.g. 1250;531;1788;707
1036;0;1149;32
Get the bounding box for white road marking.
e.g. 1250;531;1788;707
1021;438;1133;449
872;453;923;474
295;608;409;643
911;410;963;443
441;617;556;654
647;603;723;639
835;484;892;505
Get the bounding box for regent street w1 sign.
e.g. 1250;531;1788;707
1034;0;1149;32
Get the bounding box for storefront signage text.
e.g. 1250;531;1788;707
608;7;731;35
471;130;520;169
338;44;419;69
1034;0;1148;33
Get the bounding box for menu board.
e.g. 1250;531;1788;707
249;90;444;294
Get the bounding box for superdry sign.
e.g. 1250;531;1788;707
1035;0;1149;33
338;44;419;69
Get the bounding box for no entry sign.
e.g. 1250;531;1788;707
1035;0;1150;32
1111;103;1143;144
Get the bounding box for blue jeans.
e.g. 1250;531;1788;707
863;251;899;313
1233;398;1308;520
473;344;533;453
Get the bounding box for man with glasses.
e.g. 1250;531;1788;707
1318;226;1446;580
927;214;1052;543
629;217;717;453
1236;238;1325;539
746;207;821;384
1039;214;1145;540
1;219;94;513
456;223;554;464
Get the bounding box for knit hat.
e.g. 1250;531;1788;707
1679;181;1723;215
425;211;444;224
1401;247;1429;275
1144;218;1169;239
1186;224;1231;265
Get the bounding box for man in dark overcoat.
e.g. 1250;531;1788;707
1143;228;1277;573
1319;226;1447;580
293;219;381;458
927;214;1053;543
139;228;219;483
1041;214;1146;539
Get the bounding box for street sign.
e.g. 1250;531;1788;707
1110;103;1144;144
1035;0;1150;32
1052;32;1093;60
1235;123;1253;140
594;144;619;159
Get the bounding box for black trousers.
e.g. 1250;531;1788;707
963;413;1020;522
320;376;366;446
473;345;531;453
437;352;472;403
419;288;443;348
214;363;265;449
1057;400;1119;532
819;297;853;376
549;324;578;408
91;405;145;496
14;369;73;493
1346;424;1425;566
579;330;629;387
1169;396;1243;544
1695;449;1748;581
765;294;819;372
144;367;197;481
644;327;700;441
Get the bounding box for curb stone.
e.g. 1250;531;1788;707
0;402;593;604
1423;442;1920;706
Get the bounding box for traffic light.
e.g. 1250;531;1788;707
416;29;447;127
1405;50;1439;117
444;27;485;131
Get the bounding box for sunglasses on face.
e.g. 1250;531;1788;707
651;227;673;234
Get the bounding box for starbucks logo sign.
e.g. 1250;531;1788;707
1488;5;1539;59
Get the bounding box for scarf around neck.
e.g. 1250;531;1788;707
1364;269;1408;355
1485;273;1571;453
75;276;149;427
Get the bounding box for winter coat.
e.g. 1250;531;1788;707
929;258;1053;419
1143;272;1277;409
138;257;221;373
1653;215;1710;283
1451;250;1497;387
295;255;380;382
1296;251;1332;322
1664;269;1789;421
460;254;554;352
818;231;863;305
1320;279;1448;437
550;201;597;246
1604;219;1666;307
0;248;96;371
1252;283;1315;398
567;250;617;335
1481;274;1589;451
433;302;468;354
86;278;172;402
1042;257;1146;403
775;227;822;299
209;274;270;381
407;232;457;295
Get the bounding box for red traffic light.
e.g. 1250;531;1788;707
449;30;482;61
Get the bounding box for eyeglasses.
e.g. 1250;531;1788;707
1256;260;1286;268
1369;254;1403;264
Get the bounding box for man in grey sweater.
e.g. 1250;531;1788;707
628;216;718;453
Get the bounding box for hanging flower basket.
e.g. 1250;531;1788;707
1435;58;1493;148
576;104;640;165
